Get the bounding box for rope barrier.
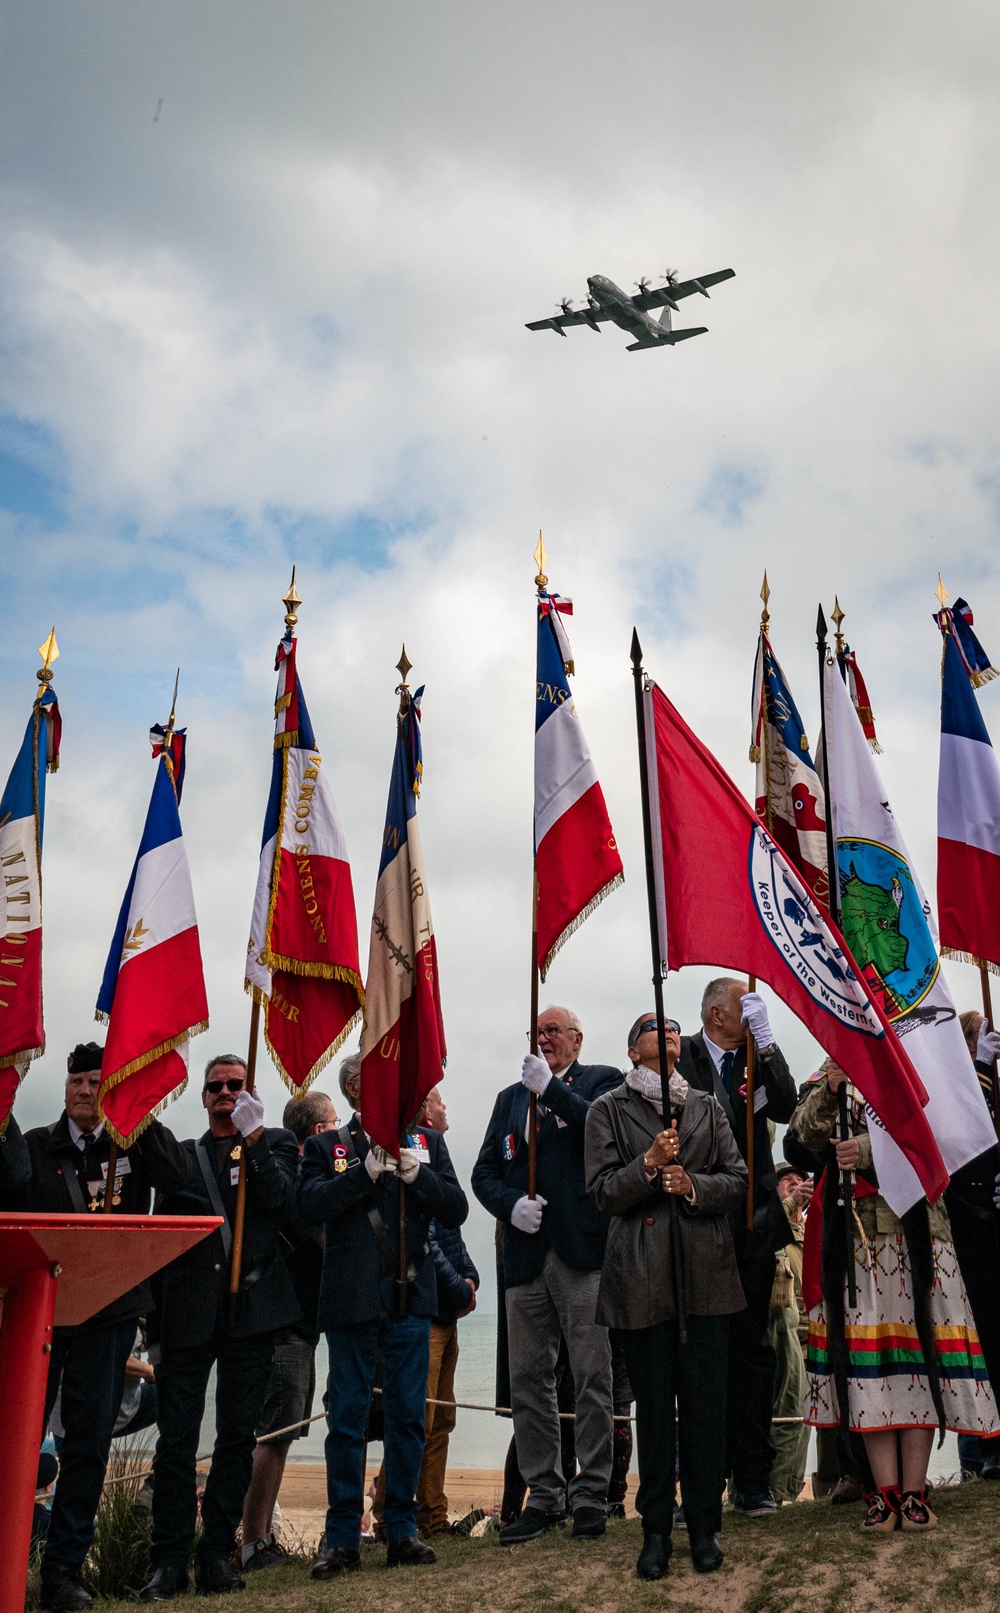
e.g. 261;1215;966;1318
98;1392;805;1490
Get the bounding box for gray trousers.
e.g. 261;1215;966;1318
505;1247;612;1514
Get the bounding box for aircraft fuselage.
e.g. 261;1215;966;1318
587;275;667;343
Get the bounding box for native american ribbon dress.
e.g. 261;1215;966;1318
794;1077;998;1436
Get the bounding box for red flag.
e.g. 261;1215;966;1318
646;682;948;1203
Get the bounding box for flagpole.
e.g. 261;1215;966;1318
395;646;413;1316
744;576;774;1229
230;575;300;1303
817;604;858;1306
527;536;547;1200
630;629;686;1339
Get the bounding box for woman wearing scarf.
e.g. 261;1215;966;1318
792;1060;999;1534
584;1012;747;1581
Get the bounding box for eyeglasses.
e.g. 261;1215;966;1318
635;1018;681;1038
205;1078;245;1095
536;1024;577;1039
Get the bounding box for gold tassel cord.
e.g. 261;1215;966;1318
940;947;1000;977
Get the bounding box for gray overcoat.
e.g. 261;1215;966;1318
584;1083;748;1329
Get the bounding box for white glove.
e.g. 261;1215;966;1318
521;1053;552;1097
978;1023;1000;1065
511;1194;547;1234
231;1090;265;1138
398;1147;421;1184
741;992;774;1050
365;1143;398;1181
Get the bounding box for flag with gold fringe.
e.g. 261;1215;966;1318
245;622;364;1092
97;725;208;1145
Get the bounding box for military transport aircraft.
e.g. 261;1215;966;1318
526;266;735;352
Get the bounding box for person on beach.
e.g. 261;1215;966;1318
584;1012;747;1580
791;1059;1000;1534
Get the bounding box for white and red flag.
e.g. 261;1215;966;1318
360;684;445;1155
245;631;364;1092
644;678;950;1207
0;671;60;1133
97;726;208;1145
937;621;1000;973
535;587;623;979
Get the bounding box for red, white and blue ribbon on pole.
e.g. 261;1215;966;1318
97;726;209;1146
0;682;60;1133
245;630;364;1092
360;683;445;1156
534;587;623;980
937;624;1000;975
935;595;998;689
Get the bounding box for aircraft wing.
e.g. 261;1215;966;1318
632;267;735;312
525;305;610;335
626;326;708;351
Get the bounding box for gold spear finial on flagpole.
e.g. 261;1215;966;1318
759;570;771;630
37;628;59;689
534;531;548;590
831;595;846;655
283;566;302;632
396;644;412;688
935;573;949;610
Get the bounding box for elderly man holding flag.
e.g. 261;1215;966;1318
300;658;468;1577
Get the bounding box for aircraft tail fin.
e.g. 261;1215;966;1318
626;326;707;351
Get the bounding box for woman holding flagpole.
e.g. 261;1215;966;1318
792;1061;999;1535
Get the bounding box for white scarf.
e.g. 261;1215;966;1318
625;1064;689;1114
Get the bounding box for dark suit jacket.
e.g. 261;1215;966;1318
430;1219;480;1327
471;1059;623;1289
298;1115;468;1329
153;1126;301;1347
677;1031;796;1261
0;1113;30;1197
12;1113;194;1331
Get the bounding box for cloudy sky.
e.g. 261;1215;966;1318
3;1;1000;1297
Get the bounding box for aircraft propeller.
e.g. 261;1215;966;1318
662;268;679;285
634;277;652;295
557;298;574;315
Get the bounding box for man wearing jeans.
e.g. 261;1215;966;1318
298;1054;468;1577
471;1006;621;1544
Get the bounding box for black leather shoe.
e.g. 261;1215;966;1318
730;1486;778;1516
193;1555;245;1595
39;1567;93;1611
387;1535;437;1566
311;1546;362;1579
498;1507;566;1545
690;1532;724;1574
636;1533;669;1580
982;1452;1000;1480
139;1562;190;1601
572;1506;606;1539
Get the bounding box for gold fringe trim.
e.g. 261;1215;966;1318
749;745;761;763
275;692;292;713
800;735;810;752
0;1040;45;1132
941;946;1000;976
100;1072;191;1149
972;668;999;689
95;1009;109;1025
539;870;624;983
868;739;883;755
273;730;297;752
97;1020;209;1144
263;955;365;999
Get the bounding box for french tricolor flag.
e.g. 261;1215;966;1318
245;631;364;1091
937;627;1000;973
97;732;209;1145
360;685;445;1156
0;685;59;1132
535;589;623;980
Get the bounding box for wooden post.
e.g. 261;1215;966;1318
528;872;539;1199
101;1142;119;1213
228;996;260;1304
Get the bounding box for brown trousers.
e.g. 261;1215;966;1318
374;1321;459;1536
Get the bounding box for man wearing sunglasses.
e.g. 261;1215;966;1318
140;1055;300;1600
471;1005;622;1546
676;978;798;1520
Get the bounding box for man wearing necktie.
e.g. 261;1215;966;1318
677;979;797;1518
8;1042;193;1612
